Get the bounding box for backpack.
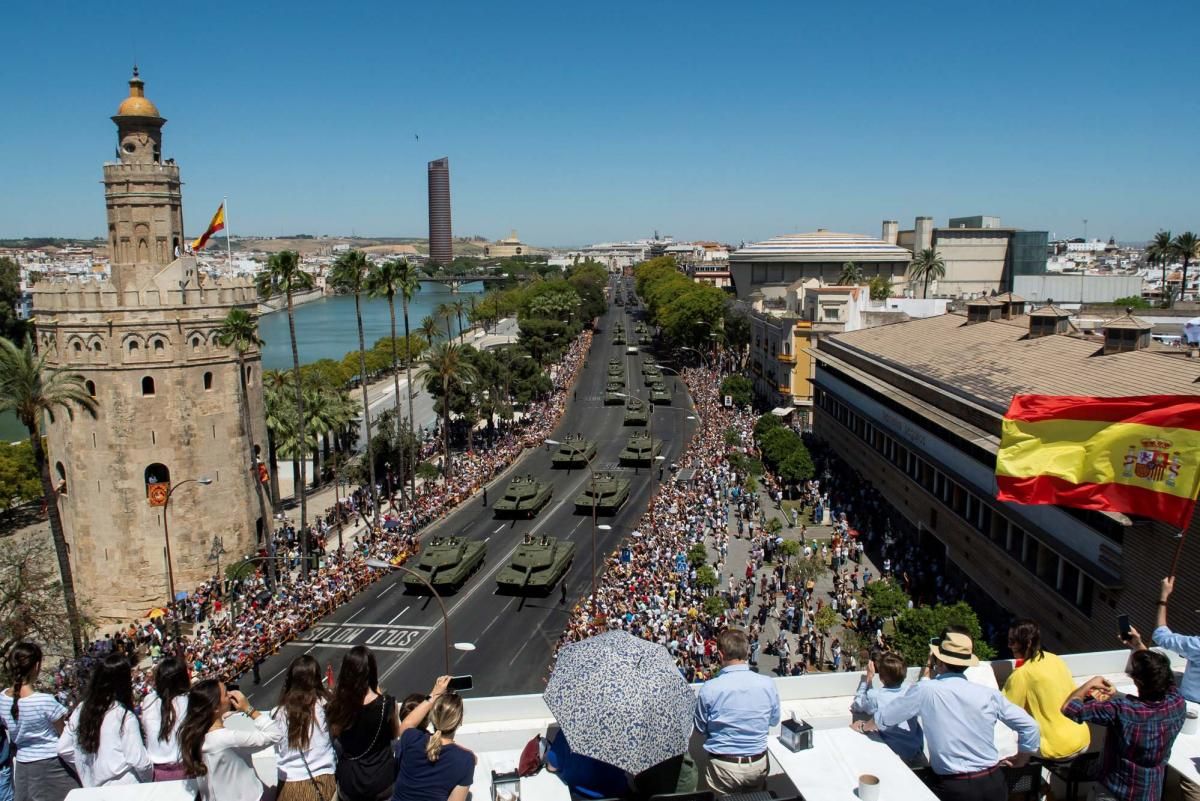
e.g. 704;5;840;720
518;734;546;777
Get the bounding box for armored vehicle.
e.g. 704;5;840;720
607;363;625;378
635;322;647;334
496;535;576;594
492;475;553;518
643;367;663;385
608;358;621;368
551;435;597;467
639;334;652;346
606;372;625;387
619;432;663;465
604;384;626;405
612;333;625;346
624;397;649;426
574;473;632;514
641;358;657;373
650;385;672;405
402;536;486;592
612;323;625;335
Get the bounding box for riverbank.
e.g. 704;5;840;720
256;285;327;313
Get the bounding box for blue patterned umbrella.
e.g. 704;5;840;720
544;630;695;774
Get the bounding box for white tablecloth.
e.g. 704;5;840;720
767;728;937;801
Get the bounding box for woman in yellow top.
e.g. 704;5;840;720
1002;619;1090;759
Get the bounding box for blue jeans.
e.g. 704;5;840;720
0;762;12;801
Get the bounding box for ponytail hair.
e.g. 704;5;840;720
425;693;463;763
178;680;223;778
6;642;42;721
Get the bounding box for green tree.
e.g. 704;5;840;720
695;564;719;591
0;536;85;664
0;258;27;343
1173;232;1199;305
1113;296;1151;309
862;579;910;626
436;301;456;341
703;596;727;618
754;413;784;439
1146;230;1174;307
0;337;96;657
720;375;753;408
416;461;441;482
790;555;826;587
908;248;945;299
329;251;378;522
723;428;741;448
255;250;315;573
867;274;892;302
687;543;709;567
813;605;841;667
0;440;40;515
722;306;751;367
366;259;422;501
838;262;864;285
893;601;995;666
778;447;815;486
423;342;478;477
452;298;468;343
215;308;275;582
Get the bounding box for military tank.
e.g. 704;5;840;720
606;372;625;387
643;367;663;385
492;475;553;518
402;536;487;592
639;334;652;345
607;363;625;378
612;333;626;346
641;358;657;372
650;385;672;405
635;322;648;334
619;432;663;465
551;435;597;468
574;473;632;514
496;535;576;595
624;397;649;426
604;384;626;405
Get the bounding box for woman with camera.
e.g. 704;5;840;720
178;680;284;801
392;676;475;801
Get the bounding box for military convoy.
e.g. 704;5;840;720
605;383;626;405
496;534;576;594
619;432;663;465
643;366;663;385
402;536;487;592
551;435;597;468
650;384;672;405
624;397;649;426
492;475;553;518
574;473;632;514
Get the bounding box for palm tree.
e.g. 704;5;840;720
423;342;478;478
418;315;442;350
908;248;945;299
366;260;421;502
451;299;468;343
838;262;863;285
436;302;456;342
329;250;378;522
262;369;291;508
1147;230;1174;307
254;250;315;574
214;308;275;584
0;337;96;657
1173;232;1199;306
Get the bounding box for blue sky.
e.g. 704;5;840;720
2;0;1197;246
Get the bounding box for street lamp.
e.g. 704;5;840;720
678;346;710;369
365;558;475;673
208;536;227;592
162;476;213;656
544;437;604;615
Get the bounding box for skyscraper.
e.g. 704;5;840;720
427;157;452;265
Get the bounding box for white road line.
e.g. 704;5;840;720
387;608;410;625
507;637;532;666
345;607;366;623
287;642;415;653
264;666;289;685
493;525;504;534
377;584;395;599
309;620;433;630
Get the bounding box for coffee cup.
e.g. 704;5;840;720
858;773;880;801
1185;710;1200;736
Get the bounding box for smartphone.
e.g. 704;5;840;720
447;675;473;692
226;683;240;693
1118;614;1132;640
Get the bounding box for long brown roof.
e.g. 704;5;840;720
826;313;1200;404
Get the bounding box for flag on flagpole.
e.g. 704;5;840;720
191;202;226;251
995;394;1200;529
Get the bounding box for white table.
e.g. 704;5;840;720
767;728;937;801
469;749;572;801
67;781;198;801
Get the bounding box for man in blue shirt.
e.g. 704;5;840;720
694;628;781;794
876;632;1039;801
850;651;925;765
1142;575;1200;801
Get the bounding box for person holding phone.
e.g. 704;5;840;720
392;676;476;801
177;679;284;801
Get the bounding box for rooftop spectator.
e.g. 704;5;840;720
140;656;190;781
327;647;398;801
1002;618;1090;760
1;643;78;801
179;679;283;801
850;650;924;765
57;653;151;787
394;676;476;801
270;655;335;801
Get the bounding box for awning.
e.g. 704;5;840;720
771;406;795;417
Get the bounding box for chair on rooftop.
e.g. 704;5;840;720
1039;752;1100;801
1003;762;1043;801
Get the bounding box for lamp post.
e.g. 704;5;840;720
208;536;227;594
162;476;213;656
365;558;474;673
544;437;602;616
678;346;710;370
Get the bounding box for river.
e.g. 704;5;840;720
0;281;487;442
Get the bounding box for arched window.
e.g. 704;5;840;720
244;365;253;386
153;339;165;354
127;340;140;354
145;463;170;490
90;340;102;352
85;380;96;398
203;372;213;391
55;462;67;495
191;335;203;350
141;376;155;396
72;340;82;353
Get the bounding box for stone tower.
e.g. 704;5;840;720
31;70;268;622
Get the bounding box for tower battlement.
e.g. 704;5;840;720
32;274;257;312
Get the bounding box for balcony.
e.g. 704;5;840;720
777;352;796;364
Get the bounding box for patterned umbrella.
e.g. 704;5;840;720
543;630;695;774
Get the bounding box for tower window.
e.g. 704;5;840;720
55;462;67;495
145;463;170;490
73;341;82;353
141;376;155;396
91;341;102;352
191;335;203;350
152;338;165;354
128;340;140;353
204;372;213;391
245;366;253;386
85;380;96;398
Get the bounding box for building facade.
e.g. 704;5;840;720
811;308;1200;652
31;71;268;622
729;231;912;303
890;215;1048;297
427;157;452;264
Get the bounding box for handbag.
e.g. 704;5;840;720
335;695;396;800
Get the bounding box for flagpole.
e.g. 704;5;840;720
1167;474;1200;578
224;197;233;273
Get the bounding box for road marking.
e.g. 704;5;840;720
377;584;395;599
493;525;504;534
508;637;532;666
345;607;366;623
287;642;415;653
387;609;411;625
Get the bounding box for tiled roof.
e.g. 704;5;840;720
731;231;913;263
825;313;1199;404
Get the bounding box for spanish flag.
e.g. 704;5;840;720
191;202;225;251
996;395;1200;529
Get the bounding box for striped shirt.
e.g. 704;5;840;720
0;690;68;762
1063;690;1185;801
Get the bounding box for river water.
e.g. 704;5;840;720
0;282;487;441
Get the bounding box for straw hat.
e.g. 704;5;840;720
929;632;981;667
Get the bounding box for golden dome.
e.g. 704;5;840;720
116;67;161;118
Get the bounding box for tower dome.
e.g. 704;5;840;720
115;67;161;118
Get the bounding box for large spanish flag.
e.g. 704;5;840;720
191;202;225;251
996;395;1200;529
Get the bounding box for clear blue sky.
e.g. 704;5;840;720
2;0;1197;246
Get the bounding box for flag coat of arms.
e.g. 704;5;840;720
995;395;1200;529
